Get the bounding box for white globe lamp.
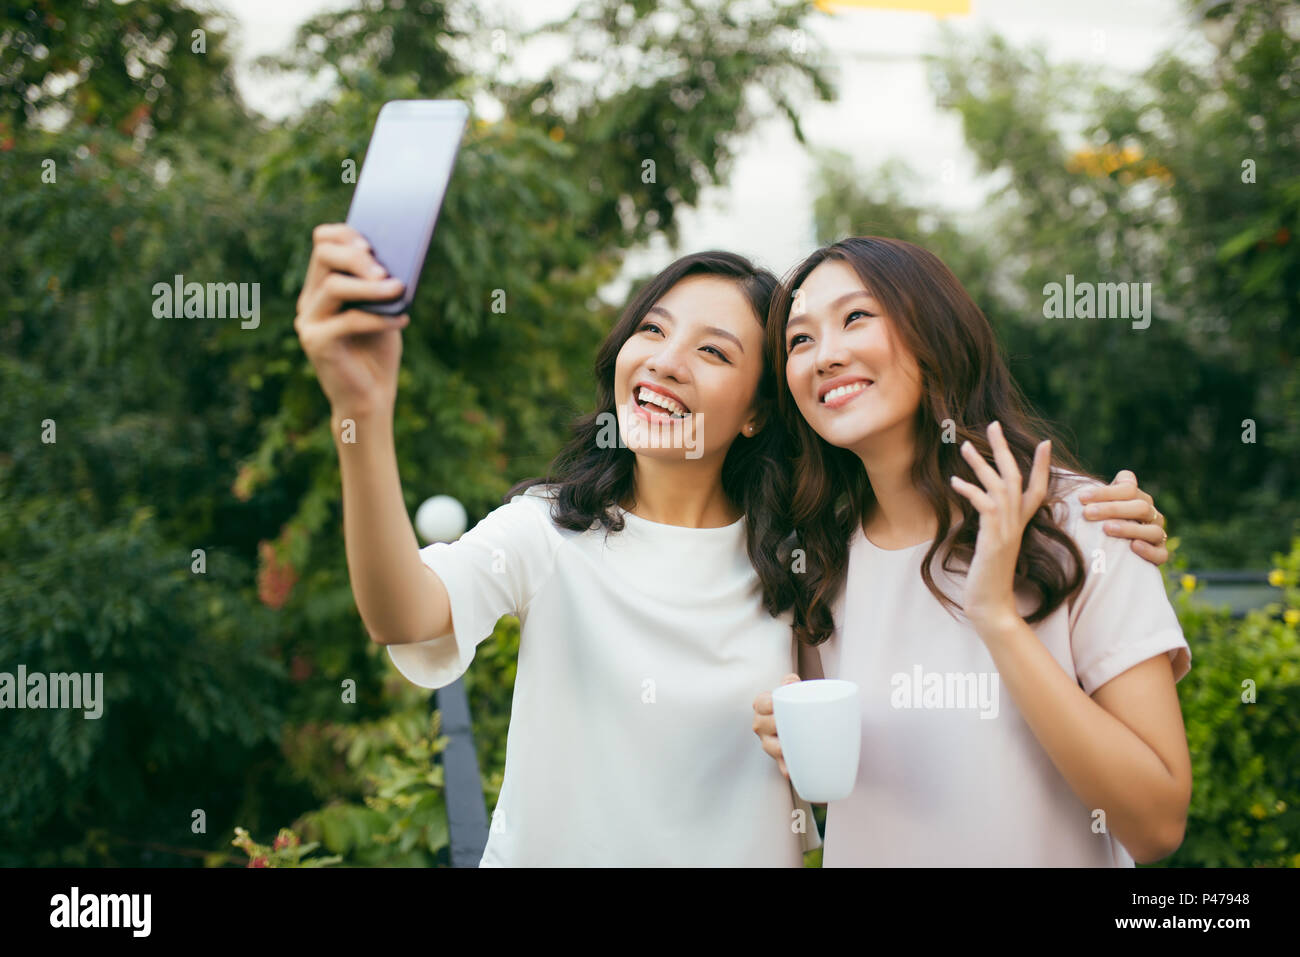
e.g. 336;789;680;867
416;495;468;544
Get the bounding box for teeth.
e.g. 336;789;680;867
638;387;688;417
822;381;871;403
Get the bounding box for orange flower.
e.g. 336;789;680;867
232;463;258;502
257;538;299;609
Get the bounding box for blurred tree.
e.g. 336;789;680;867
811;0;1298;567
0;0;830;864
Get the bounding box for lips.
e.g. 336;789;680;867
633;382;691;420
818;378;873;408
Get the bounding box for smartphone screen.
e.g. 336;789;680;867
344;99;468;315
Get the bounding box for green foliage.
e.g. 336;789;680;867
273;681;452;866
461;616;521;811
1153;537;1300;867
228;826;342;868
0;485;288;866
812;0;1300;568
0;0;829;866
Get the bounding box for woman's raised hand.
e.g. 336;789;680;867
950;421;1051;634
294;223;409;421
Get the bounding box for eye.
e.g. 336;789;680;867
787;332;810;352
639;321;663;335
700;344;731;363
846;309;873;326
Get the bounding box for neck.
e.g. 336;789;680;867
853;425;937;548
623;452;739;528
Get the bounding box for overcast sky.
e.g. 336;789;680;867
210;0;1207;292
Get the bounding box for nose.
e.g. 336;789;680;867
814;325;850;376
647;333;690;382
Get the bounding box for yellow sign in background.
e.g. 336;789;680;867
814;0;972;15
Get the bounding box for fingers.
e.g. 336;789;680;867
752;674;799;714
297;309;409;344
987;422;1021;496
313;222;366;245
756;729;784;766
1084;498;1158;523
1079;477;1152;508
304;224;370;300
303;274;405;321
754;676;797;780
751;708;784;777
959;439;1002;494
1101;518;1166;545
1130;538;1170;566
314;239;389;281
1023;440;1051;520
950;474;995;512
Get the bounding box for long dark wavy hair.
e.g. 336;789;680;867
509;250;797;618
764;236;1100;647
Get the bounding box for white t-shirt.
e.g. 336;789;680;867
815;472;1191;867
386;485;820;866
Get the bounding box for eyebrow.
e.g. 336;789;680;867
786;289;876;330
647;305;745;354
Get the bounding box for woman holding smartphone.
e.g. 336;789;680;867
752;236;1191;867
295;223;1169;866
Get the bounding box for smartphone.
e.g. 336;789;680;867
344;99;469;315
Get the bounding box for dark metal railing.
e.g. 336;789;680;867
433;677;488;867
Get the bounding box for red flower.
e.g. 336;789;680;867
248;856;269;868
257;537;299;609
290;654;313;682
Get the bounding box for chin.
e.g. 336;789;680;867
815;417;884;451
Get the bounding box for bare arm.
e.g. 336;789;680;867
332;408;452;645
976;619;1190;861
952;424;1191;862
294;222;453;647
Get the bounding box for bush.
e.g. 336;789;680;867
1154;537;1300;866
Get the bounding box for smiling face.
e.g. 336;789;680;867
783;259;923;455
613;274;766;461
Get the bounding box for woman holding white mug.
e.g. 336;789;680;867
753;236;1189;867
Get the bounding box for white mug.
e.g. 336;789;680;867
771;678;861;803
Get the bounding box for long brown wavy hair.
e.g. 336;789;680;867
764;236;1100;647
509;250;798;619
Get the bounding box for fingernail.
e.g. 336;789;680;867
1084;505;1098;517
368;264;386;278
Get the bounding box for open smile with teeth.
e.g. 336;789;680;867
821;381;872;404
636;386;691;418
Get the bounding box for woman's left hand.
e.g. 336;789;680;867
950;421;1051;636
